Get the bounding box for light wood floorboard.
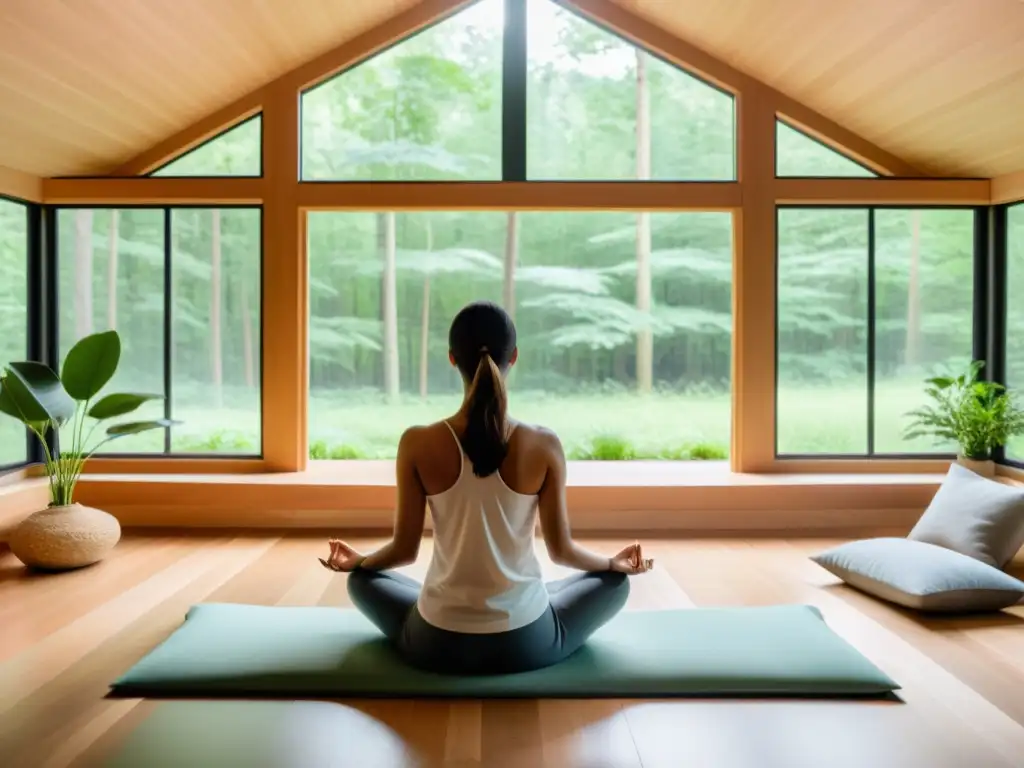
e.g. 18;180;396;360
0;533;1022;767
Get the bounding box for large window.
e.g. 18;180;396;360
308;211;732;460
0;198;29;468
301;0;503;181
1008;203;1024;462
299;0;735;183
777;207;975;456
57;208;262;455
526;0;734;180
152;116;262;177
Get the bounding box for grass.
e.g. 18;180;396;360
6;378;1023;463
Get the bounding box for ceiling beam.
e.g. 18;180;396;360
563;0;924;178
991;171;1024;205
0;165;42;202
41;177;263;205
774;178;990;206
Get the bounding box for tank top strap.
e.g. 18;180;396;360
441;420;466;462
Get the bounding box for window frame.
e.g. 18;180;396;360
774;203;986;461
50;204;265;459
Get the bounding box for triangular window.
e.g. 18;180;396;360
151;116;262;177
775;120;877;177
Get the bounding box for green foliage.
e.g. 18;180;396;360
61;329;120;399
0;331;175;505
687;442;729;460
903;362;1024;459
309;441;368;460
568;434;728;461
570;435;638;460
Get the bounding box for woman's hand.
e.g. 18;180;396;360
610;542;654;575
319;539;366;572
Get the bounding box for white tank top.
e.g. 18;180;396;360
416;422;550;634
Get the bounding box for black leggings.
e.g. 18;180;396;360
347;569;630;676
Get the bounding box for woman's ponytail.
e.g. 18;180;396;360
462;351;509;477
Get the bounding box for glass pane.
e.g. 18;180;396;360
58;209;167;454
1008;204;1024;461
527;0;734;180
777;208;869;455
152;117;262;177
301;0;502;181
308;211;733;461
775;121;876;178
874;209;974;453
0;199;28;467
170;209;262;454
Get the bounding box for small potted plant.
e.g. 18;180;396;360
0;330;173;570
903;361;1024;478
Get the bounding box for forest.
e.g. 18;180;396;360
2;0;1023;465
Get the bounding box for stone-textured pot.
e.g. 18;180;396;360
9;504;121;570
956;455;996;479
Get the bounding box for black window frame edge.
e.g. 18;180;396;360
49;204;265;461
297;0;739;184
993;202;1023;469
774;203;984;461
0;193;39;476
146;114;264;179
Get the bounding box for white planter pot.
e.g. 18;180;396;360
956;455;996;479
9;503;121;570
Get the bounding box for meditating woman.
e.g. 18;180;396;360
320;301;653;675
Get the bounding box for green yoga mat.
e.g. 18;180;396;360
111;603;898;698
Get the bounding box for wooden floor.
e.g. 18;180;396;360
1;533;1023;768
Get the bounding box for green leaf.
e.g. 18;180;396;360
88;393;162;420
926;377;954;389
3;363;76;425
106;419;177;438
61;330;121;400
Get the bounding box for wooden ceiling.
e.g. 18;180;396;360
0;0;1022;179
615;0;1024;178
0;0;419;177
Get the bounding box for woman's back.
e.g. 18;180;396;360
415;419;552;634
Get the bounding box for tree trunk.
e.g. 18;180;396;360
241;277;255;389
419;220;434;399
503;212;519;320
905;210;922;370
74;209;94;337
107;210;119;331
382;212;400;402
635;49;653;393
210;209;223;408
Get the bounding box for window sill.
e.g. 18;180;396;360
68;460;954;535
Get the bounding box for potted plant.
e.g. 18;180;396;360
903;361;1024;478
0;330;173;570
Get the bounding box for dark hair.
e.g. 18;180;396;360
448;301;517;477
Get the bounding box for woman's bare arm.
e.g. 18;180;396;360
536;431;614;573
357;428;427;571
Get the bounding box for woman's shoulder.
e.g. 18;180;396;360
509;420;563;452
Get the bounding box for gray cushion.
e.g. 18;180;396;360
908;463;1024;568
811;537;1024;612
